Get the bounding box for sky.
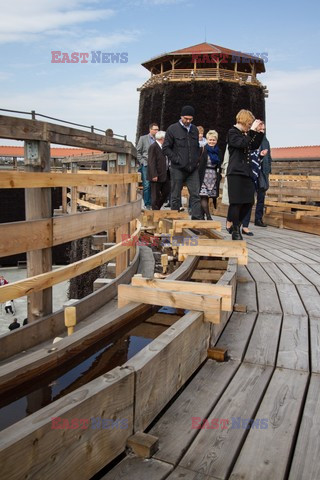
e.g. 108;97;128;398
0;0;319;148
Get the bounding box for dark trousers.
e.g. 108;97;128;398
151;176;171;210
255;189;266;221
227;203;253;227
170;167;202;219
242;205;253;228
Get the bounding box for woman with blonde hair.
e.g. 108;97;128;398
226;109;264;240
198;130;222;220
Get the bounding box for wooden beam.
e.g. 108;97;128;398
0;199;141;257
178;239;248;265
0;114;136;154
117;285;221;323
191;269;225;281
173;220;222;233
207;347;228;362
0;222;141;302
24;139;52;321
131;277;232;311
127;432;159;458
0;171;140;188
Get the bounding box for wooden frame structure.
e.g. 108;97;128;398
0;113;140;321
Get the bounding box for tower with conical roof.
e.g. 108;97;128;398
136;42;267;150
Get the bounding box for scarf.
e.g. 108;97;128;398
206;144;220;166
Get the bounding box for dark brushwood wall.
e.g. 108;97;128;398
136;81;265;153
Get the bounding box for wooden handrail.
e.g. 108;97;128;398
0;199;141;257
0;171;140;188
0;221;141;302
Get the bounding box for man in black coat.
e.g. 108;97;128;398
147;131;170;210
163;106;202;219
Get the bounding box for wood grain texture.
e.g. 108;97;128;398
101;456;173;480
125;311;210;432
0;222;141;302
276;314;309;372
288;374;320;480
244;313;282;367
151;360;240;465
0;366;135;480
180;363;273;479
0;171;139;188
229;369;309;480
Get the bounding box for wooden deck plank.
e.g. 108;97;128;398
296;284;320;318
235;280;258;312
276;314;309;372
166;466;218;480
288;374;320;480
150;360;240;465
229;369;309;480
260;263;292;284
247;249;270;263
246;263;273;283
256;282;282;314
216;312;257;362
310;317;320;373
179;363;273;479
276;263;311;285
276;283;306;316
101;456;173;480
244;313;282;367
291;262;320;286
279;248;318;265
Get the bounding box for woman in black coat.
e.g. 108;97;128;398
198;130;222;220
226;110;264;240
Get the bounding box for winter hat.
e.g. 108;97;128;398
181;105;195;117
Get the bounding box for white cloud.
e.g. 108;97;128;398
73;31;141;50
264;68;320;147
0;1;114;44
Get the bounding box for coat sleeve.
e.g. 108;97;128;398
162;127;177;164
228;128;263;150
147;144;158;180
136;136;143;164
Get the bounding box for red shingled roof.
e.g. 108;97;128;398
0;146;100;158
272;146;320;160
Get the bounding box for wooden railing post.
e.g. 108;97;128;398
24;140;52;321
70;162;78;213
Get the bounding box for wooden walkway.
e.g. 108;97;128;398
103;223;320;480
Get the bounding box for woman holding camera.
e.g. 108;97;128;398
226;109;264;240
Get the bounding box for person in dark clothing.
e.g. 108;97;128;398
147;131;171;210
226;109;264;240
8;318;20;331
255;135;272;227
241;143;269;235
198;130;222;220
162;105;203;219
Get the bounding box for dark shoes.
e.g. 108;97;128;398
232;225;243;240
255;219;267;227
242;229;254;236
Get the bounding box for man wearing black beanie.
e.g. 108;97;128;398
163;105;202;219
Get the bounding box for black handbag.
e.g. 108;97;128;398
258;171;269;191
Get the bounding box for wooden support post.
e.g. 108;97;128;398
126;432;159;458
64;306;77;335
70;162;78;213
161;254;168;273
61;164;67;213
24;140;52;321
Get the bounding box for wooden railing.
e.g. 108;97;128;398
0;113;141;320
138;68;262;90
